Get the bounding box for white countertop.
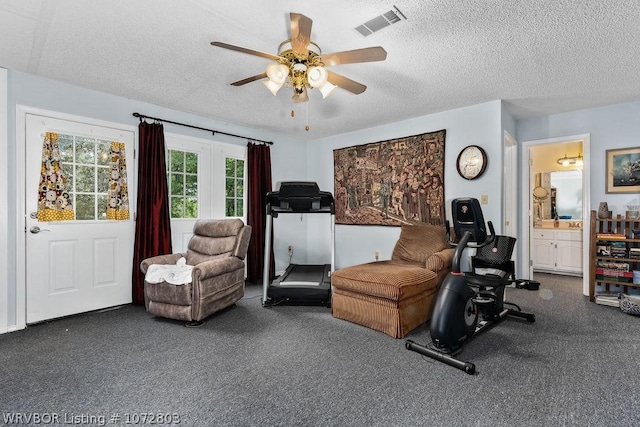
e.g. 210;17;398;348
533;219;582;230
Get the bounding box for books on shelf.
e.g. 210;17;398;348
595;271;633;283
595;261;633;282
596;232;627;240
603;241;628;258
596;242;629;258
596;260;630;271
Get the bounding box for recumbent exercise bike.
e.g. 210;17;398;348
405;198;537;375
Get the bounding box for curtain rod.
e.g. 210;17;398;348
132;112;273;145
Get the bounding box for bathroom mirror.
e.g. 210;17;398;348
550;170;583;220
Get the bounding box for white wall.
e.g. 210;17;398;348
3;70;304;330
0;68;8;333
306;100;505;269
517;101;640;215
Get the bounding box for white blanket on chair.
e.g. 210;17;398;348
145;257;193;285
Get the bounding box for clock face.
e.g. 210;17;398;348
456;145;487;180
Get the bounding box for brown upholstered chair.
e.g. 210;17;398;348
331;223;454;338
140;219;251;326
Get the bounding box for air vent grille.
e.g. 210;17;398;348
355;6;406;37
383;10;402;24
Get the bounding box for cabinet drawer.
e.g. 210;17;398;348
556;230;583;242
533;229;554;239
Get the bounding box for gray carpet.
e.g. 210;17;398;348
1;273;639;426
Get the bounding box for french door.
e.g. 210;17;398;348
164;133;246;253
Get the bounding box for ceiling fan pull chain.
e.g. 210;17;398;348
305;102;310;131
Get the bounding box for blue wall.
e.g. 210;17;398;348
306;100;505;269
517;101;640;214
517;101;640;295
5;68;640;331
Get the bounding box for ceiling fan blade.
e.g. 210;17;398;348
326;71;367;94
290;13;313;55
320;46;387;66
211;41;281;61
231;72;268;86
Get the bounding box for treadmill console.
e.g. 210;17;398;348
266;182;334;213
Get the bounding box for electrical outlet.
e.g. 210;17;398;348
481;195;488;205
288;245;293;256
375;250;380;261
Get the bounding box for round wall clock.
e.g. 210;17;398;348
456;145;487;180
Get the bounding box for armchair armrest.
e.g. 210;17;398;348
425;248;456;272
140;253;184;274
192;256;245;280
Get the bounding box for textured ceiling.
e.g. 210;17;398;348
1;0;640;140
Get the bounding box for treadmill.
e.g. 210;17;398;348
262;182;335;307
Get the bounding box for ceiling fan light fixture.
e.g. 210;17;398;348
307;66;328;87
263;79;284;96
292;62;307;72
318;81;337;99
265;62;289;84
292;88;309;103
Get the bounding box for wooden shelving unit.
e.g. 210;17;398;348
589;210;640;301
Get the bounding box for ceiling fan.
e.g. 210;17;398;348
211;12;387;103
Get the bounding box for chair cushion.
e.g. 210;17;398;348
391;224;448;265
186;219;246;264
193;218;244;237
331;261;438;301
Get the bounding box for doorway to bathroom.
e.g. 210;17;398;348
520;134;591;296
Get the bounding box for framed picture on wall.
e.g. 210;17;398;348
606;147;640;193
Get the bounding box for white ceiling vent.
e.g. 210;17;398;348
355;6;406;37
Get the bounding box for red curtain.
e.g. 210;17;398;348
132;121;172;305
246;142;275;283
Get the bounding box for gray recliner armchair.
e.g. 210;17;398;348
140;218;252;325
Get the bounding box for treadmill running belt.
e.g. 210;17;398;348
281;264;325;285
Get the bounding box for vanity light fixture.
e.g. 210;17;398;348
557;152;583;167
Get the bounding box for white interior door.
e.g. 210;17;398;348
25;114;135;323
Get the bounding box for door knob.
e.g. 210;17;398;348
30;226;50;234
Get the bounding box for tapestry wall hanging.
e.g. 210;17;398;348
333;129;446;226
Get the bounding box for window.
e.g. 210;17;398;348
57;134;112;220
167;149;198;218
163;133;246;228
225;157;245;217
